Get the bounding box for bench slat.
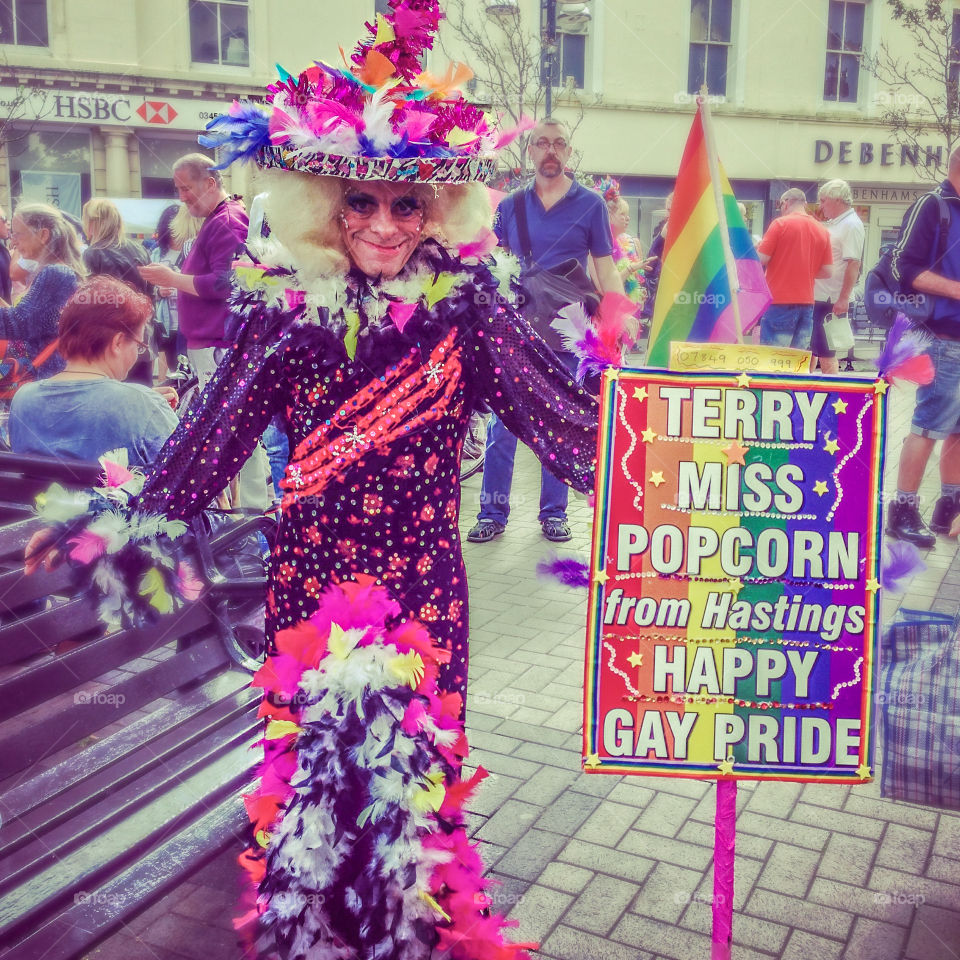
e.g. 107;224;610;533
0;736;254;941
0;670;253;822
1;796;245;960
0;600;216;720
0;682;256;857
0;638;251;832
0;706;258;893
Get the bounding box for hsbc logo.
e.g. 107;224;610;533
137;101;178;125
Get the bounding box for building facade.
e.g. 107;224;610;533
0;0;949;267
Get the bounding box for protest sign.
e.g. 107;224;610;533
583;368;887;783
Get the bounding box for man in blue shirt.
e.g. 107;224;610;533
468;118;623;544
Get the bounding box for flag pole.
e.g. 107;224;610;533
699;85;744;345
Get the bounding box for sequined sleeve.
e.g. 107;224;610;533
467;301;599;495
136;304;294;519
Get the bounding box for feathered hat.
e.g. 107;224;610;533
594;176;621;203
200;0;525;184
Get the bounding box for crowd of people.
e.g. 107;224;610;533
5;6;959;949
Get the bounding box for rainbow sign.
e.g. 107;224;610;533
583;369;887;783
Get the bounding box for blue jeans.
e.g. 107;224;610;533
760;303;814;350
262;416;290;498
912;337;960;440
477;351;577;526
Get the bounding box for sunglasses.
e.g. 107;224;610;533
342;193;424;223
129;336;150;356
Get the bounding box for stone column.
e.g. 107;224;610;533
102;128;131;196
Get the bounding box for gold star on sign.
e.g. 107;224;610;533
728;578;743;594
595;570;610;585
813;480;829;496
736;373;751;387
584;753;602;769
717;755;735;775
865;578;880;593
824;437;840;454
641;427;657;443
627;651;643;668
874;379;889;395
722;440;749;465
606;368;620;382
857;763;872;780
633;386;648;402
832;398;848;414
649;471;665;487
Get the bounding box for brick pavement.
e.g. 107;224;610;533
87;367;960;960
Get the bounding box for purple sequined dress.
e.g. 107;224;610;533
136;239;598;702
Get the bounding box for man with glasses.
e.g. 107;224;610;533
468;117;622;545
756;187;833;350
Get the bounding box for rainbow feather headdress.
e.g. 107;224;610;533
200;0;526;184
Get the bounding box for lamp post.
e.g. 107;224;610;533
485;0;591;118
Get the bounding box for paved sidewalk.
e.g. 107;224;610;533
88;370;960;960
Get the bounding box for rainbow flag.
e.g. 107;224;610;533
647;105;771;368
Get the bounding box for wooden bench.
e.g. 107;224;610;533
0;459;273;959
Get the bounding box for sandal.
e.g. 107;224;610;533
541;519;572;543
466;520;506;543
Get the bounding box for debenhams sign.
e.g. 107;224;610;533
815;139;945;169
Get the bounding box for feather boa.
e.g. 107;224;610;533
33;449;193;629
876;312;934;386
238;575;537;960
536;552;590;589
550;292;637;382
881;540;927;592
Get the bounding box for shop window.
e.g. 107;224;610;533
687;0;731;96
7;127;91;218
542;32;587;90
189;0;249;67
0;0;48;47
823;0;865;103
138;135;214;199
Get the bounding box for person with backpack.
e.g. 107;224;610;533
886;146;960;547
467;117;623;545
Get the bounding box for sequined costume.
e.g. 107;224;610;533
135;239;598;703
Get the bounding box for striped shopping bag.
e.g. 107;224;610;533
880;608;960;810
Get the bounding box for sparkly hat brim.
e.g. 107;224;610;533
255;145;497;184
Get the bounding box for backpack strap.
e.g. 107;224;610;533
934;193;951;268
511;188;537;268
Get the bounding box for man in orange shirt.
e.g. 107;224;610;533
757;188;833;349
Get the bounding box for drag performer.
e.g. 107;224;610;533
30;3;607;958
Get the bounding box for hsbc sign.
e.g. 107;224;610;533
9;87;231;132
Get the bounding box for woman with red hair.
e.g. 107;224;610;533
9;275;177;467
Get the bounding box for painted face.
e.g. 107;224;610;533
339;182;424;279
528;128;572;179
10;214;45;259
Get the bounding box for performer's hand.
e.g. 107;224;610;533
138;263;176;285
24;528;61;575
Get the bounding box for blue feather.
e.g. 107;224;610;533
536;552;590;589
199;106;272;168
881;540;927;591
